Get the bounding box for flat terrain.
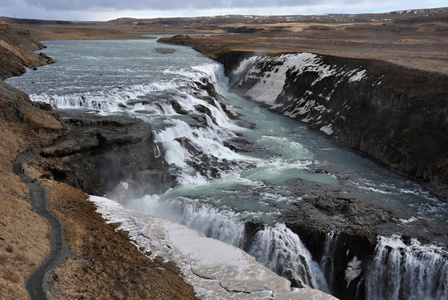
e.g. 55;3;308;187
3;7;447;74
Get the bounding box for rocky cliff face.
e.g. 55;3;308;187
217;52;448;198
283;196;392;299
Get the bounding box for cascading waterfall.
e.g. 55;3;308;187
249;223;330;292
30;83;172;112
366;235;448;300
91;61;330;291
126;194;247;248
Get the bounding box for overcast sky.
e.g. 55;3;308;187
2;0;446;21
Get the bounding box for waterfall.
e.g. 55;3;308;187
128;195;247;248
366;235;448;300
320;231;339;293
125;193;332;292
249;223;329;292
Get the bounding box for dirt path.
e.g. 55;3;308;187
13;148;73;299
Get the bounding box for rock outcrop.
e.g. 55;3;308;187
217;52;448;198
0;24;53;80
32;112;173;197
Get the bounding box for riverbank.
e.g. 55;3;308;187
0;23;197;299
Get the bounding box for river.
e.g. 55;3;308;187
6;37;448;299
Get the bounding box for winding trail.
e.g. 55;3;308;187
13;148;73;300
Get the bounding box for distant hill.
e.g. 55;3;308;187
1;7;446;26
107;7;448;25
0;17;103;25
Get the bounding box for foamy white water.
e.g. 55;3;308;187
366;235;448;300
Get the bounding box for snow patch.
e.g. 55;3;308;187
348;70;366;83
320;124;334;135
345;256;362;288
399;216;419;224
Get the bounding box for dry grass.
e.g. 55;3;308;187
30;172;198;299
0;78;67;299
159;21;448;75
17;18;448;75
0;113;53;300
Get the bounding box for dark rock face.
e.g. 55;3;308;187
39;112;172;196
283;196;392;300
218;52;448;198
242;219;265;252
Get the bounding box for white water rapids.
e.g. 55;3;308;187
6;38;447;299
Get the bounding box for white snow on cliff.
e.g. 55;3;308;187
89;195;337;300
233;53;368;137
234;53;324;106
348;70;366;83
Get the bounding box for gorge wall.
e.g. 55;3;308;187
216;51;448;199
214;51;448;300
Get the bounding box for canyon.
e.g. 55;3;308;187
1;8;448;299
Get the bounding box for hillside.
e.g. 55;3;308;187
0;24;67;298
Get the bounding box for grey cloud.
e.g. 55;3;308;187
22;0;323;12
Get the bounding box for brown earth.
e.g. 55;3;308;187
12;23;224;41
0;82;66;298
4;9;447;75
0;24;67;294
157;20;448;75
